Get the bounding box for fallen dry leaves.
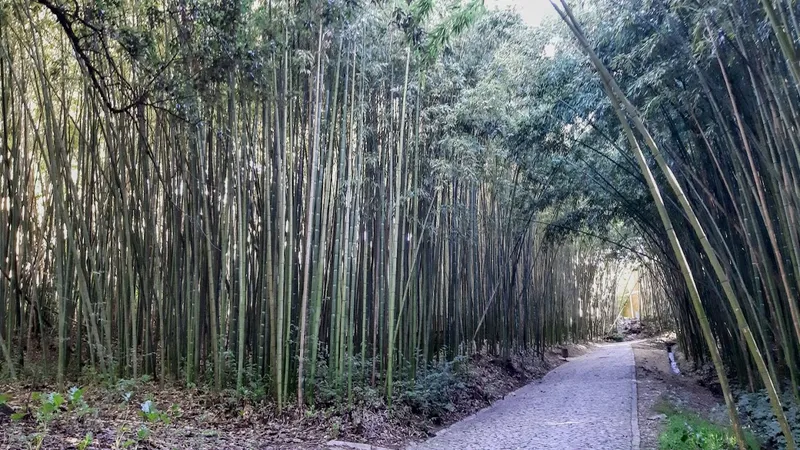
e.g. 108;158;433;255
0;346;587;450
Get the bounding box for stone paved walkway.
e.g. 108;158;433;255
409;342;639;450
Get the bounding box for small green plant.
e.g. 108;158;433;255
304;405;318;418
80;365;116;389
10;408;27;421
139;399;169;424
67;387;95;417
12;391;69;450
116;378;138;395
77;432;93;450
113;388;154;449
658;409;760;450
30;432;45;449
137;425;151;441
113;426;149;449
113;425;136;449
32;392;64;424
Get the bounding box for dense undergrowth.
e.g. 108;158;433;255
655;401;761;450
645;341;795;450
0;347;565;449
0;0;630;414
738;390;800;449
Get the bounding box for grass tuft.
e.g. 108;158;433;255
658;405;760;450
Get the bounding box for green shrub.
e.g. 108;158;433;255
607;333;624;342
396;357;467;419
738;389;800;449
311;354;383;409
139;399;170;424
7;387;95;450
77;432;93;450
658;409;760;450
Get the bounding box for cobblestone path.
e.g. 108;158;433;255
409;342;639;450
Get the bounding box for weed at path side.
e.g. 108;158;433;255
657;402;760;450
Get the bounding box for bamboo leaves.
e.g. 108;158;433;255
0;0;642;416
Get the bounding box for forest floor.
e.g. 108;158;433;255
0;344;591;450
633;336;734;449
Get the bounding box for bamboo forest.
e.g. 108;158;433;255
2;0;800;448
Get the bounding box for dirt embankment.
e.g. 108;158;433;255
633;337;731;449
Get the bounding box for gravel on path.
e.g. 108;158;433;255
408;342;639;450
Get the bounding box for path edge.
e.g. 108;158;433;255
630;343;641;450
406;346;598;448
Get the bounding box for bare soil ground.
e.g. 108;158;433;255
0;344;591;450
633;336;730;449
